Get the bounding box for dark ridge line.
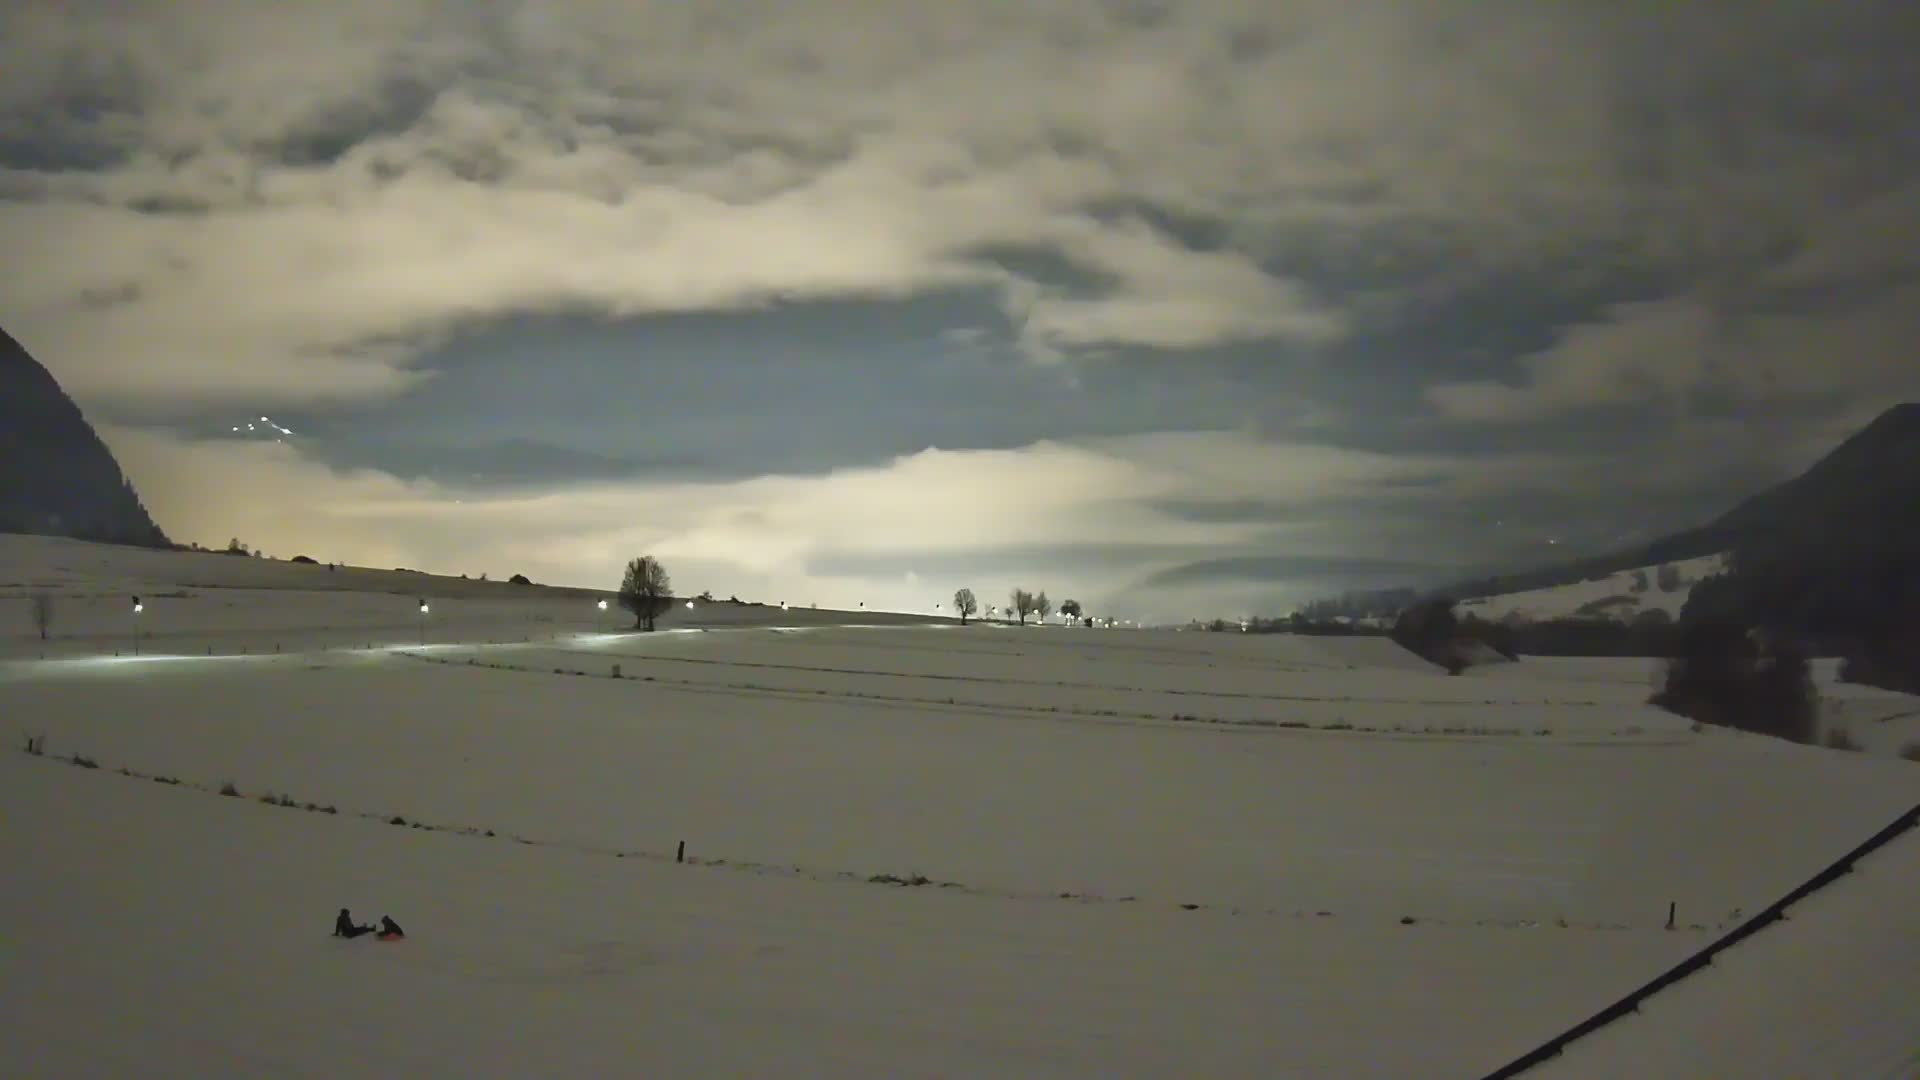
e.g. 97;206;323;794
18;742;1711;934
1479;801;1920;1079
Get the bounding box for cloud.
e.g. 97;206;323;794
99;420;1539;618
1426;277;1920;423
6;0;1916;417
1142;555;1442;590
1427;299;1717;422
11;0;1920;621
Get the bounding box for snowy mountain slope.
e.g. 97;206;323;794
1456;554;1726;625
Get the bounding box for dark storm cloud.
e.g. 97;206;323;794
1142;555;1445;590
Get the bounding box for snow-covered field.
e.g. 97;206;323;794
1457;554;1726;625
1473;654;1920;761
4;535;1917;1077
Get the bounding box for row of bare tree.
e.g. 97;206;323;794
950;587;1084;626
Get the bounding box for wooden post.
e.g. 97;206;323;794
1666;901;1676;930
676;841;685;863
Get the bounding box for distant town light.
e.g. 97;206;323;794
596;599;608;611
686;600;695;609
419;602;430;614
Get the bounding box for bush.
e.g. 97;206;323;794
1392;597;1459;665
1651;621;1818;744
1836;633;1920;694
1822;727;1864;752
290;555;317;565
1458;613;1519;660
219;781;241;797
1573;595;1636;617
509;573;532;586
1900;743;1920;762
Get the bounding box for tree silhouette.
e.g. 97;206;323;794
952;588;978;624
1009;588;1036;625
619;556;673;631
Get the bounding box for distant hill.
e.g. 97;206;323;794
1455;554;1726;626
1702;403;1920;560
1324;404;1920;619
0;325;169;547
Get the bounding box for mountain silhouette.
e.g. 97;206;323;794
0;325;169;547
1345;403;1920;612
1703;402;1920;551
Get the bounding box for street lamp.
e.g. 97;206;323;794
596;598;609;633
418;601;429;645
131;596;143;656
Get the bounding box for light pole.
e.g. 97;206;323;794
596;598;609;633
418;601;429;645
131;596;143;656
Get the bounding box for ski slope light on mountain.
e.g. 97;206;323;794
3;535;1917;1077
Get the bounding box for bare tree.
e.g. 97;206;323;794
952;588;978;624
1035;591;1052;623
619;556;674;631
30;592;54;641
1009;588;1036;625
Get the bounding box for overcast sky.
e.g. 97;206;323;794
5;0;1919;620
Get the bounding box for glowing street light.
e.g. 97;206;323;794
418;600;430;645
596;597;609;633
131;595;143;656
686;599;695;610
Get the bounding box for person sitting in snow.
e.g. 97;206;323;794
334;908;375;938
377;915;405;940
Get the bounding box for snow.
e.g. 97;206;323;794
1457;554;1727;625
1537;822;1920;1079
4;534;1917;1076
1473;654;1920;761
